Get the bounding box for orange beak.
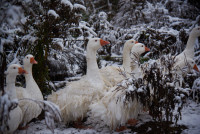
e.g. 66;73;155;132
145;46;150;52
18;67;28;74
193;64;199;72
100;39;110;46
135;41;139;44
30;57;38;64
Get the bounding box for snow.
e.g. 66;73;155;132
73;4;86;11
127;85;134;92
178;101;200;134
61;0;73;10
175;96;181;102
52;38;64;49
1;0;200;133
98;12;107;20
7;51;20;67
14;100;200;134
48;10;59;18
79;21;97;37
21;34;37;43
0;93;18;132
137;88;144;93
6;5;25;28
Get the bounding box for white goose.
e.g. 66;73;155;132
173;58;199;88
47;38;110;127
16;54;43;127
5;64;27;133
174;58;199;73
100;39;139;87
130;43;150;78
175;26;200;62
89;43;150;131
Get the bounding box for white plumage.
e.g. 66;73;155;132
90;43;150;130
175;26;200;62
47;38;110;124
16;54;43;126
100;39;138;87
4;64;27;133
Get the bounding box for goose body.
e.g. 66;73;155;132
90;85;142;130
100;40;139;87
16;55;43;126
174;58;199;73
47;38;110;124
90;43;150;130
175;26;200;62
4;64;26;133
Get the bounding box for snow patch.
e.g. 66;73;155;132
73;4;86;11
52;38;64;49
48;10;59;18
61;0;73;10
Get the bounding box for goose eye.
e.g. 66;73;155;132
198;28;200;30
142;45;144;47
95;40;97;42
131;41;134;43
27;57;28;59
13;67;16;69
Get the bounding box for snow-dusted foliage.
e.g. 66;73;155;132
0;0;96;94
0;93;18;132
192;78;200;103
19;98;61;133
48;10;59;18
117;55;198;126
1;0;200;132
85;0;200;61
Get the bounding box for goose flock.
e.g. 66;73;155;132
2;26;200;133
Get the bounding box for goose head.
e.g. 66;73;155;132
131;43;150;56
7;64;27;76
175;58;199;72
87;38;110;51
190;26;200;37
23;54;38;66
185;59;199;72
124;39;139;51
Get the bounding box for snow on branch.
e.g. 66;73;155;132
48;10;59;19
79;21;97;37
19;98;62;133
61;0;73;10
73;4;86;11
0;93;18;132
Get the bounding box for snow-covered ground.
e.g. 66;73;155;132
178;100;200;134
15;100;200;134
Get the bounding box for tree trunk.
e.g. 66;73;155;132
0;52;6;94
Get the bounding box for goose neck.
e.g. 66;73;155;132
122;46;131;72
86;50;100;77
24;64;34;81
131;53;140;72
185;35;196;51
6;74;17;100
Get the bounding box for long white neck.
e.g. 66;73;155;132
6;74;17;100
131;52;140;72
184;32;198;57
130;52;143;79
23;63;43;100
24;64;35;85
185;33;197;53
122;45;131;73
86;47;101;79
